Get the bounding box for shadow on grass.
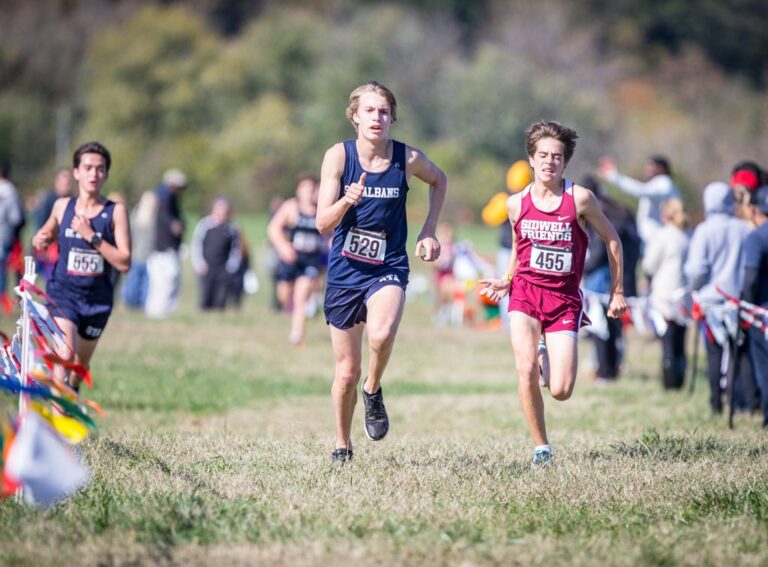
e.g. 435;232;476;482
588;428;768;462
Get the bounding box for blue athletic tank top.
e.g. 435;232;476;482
291;210;325;265
47;198;118;304
326;140;410;287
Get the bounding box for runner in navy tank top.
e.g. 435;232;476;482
317;81;447;463
268;174;327;345
32;141;132;393
481;122;627;466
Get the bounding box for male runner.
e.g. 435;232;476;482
481;122;626;465
317;81;447;463
32;141;131;391
268;174;326;345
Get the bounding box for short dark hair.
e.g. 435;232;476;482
73;141;111;171
649;155;671;175
296;171;319;186
731;161;764;184
525;121;578;163
0;160;10;178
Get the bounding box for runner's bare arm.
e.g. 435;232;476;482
480;194;521;299
267;199;299;263
576;185;627;318
316;144;365;235
32;197;67;250
407;146;447;262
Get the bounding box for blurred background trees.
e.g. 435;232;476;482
1;0;766;218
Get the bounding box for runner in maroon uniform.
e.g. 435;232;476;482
481;122;627;465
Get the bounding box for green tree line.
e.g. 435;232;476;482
1;0;766;218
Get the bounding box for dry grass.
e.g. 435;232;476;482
1;283;766;566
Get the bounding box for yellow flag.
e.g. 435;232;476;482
29;403;89;444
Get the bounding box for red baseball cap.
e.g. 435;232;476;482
730;169;760;191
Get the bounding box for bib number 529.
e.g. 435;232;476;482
342;227;387;265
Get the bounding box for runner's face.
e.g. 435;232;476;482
529;138;566;184
73;153;108;196
296;179;318;208
354;92;392;141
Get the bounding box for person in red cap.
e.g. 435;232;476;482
731;161;765;227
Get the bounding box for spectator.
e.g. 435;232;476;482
226;231;252;309
642;198;690;389
684;181;752;415
0;161;24;301
730;161;765;227
597;154;679;248
432;221;457;325
742;185;768;428
145;168;187;318
582;175;640;382
190;197;241;311
32;168;73;279
121;191;157;310
481;159;532;329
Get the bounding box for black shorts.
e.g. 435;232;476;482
275;258;323;282
323;273;407;330
48;293;112;340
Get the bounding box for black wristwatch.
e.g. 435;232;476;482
90;234;103;248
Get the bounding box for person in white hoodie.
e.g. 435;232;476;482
642;198;689;389
597;154;679;249
684;182;752;414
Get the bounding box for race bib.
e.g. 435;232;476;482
341;227;386;265
67;248;104;277
530;243;572;274
292;231;322;254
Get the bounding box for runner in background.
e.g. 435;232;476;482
32;141;131;391
268;174;326;344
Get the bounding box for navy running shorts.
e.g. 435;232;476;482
275;258;322;282
48;293;112;340
324;273;407;330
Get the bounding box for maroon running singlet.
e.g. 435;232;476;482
509;179;591;333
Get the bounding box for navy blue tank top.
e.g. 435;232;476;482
291;210;325;263
327;140;410;287
47;198;118;304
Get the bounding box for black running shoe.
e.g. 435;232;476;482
331;448;353;464
362;383;389;441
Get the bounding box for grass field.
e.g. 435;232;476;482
1;219;767;566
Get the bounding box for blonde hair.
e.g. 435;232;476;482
662;197;687;229
345;81;397;130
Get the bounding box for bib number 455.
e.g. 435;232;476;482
530;243;572;274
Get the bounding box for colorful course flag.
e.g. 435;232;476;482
3;412;90;508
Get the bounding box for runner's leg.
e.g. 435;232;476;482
363;285;405;394
70;335;100;390
52;316;77;386
290;275;314;343
544;331;579;401
330;324;365;449
509;311;547;445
